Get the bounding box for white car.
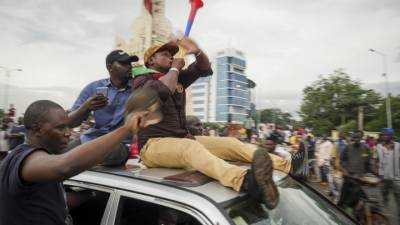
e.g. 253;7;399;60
65;160;357;225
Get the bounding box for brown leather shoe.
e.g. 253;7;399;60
245;149;279;209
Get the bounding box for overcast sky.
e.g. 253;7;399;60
0;0;399;116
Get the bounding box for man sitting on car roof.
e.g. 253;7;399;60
132;37;291;209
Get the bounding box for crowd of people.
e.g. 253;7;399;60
0;107;26;160
237;122;399;225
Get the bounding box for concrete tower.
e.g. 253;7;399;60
113;0;173;61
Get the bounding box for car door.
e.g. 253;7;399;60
108;189;215;225
63;180;115;225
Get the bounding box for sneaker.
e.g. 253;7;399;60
242;149;279;209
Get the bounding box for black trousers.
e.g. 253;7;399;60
319;165;329;182
246;129;252;141
337;177;367;208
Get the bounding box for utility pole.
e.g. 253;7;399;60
369;49;392;128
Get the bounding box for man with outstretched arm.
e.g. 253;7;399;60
0;100;148;225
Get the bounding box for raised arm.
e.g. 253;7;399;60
67;83;108;128
158;58;185;93
178;37;210;70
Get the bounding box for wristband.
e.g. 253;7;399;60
169;67;180;73
195;50;202;57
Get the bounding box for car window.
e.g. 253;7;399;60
114;195;202;225
225;176;356;225
65;185;111;225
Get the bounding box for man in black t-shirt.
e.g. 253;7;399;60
338;130;371;209
7;116;26;150
0;100;148;225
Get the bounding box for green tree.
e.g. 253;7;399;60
336;120;357;135
259;108;293;128
365;95;400;136
299;69;382;136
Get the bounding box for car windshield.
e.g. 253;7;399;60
224;176;356;225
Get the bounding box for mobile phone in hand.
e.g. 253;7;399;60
95;87;108;98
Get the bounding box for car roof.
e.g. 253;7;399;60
71;159;288;204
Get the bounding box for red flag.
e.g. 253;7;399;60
144;0;152;15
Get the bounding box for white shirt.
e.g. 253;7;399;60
316;140;333;166
0;131;9;152
274;145;292;159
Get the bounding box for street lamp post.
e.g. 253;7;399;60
358;93;367;131
0;66;23;110
369;49;392;129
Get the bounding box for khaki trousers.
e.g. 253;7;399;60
141;136;291;192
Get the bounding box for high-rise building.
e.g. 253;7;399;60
191;76;212;121
191;48;255;123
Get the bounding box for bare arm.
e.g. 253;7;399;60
158;58;185;93
177;38;212;88
67;101;91;128
158;69;179;94
178;37;211;70
68;95;107;128
21;112;147;183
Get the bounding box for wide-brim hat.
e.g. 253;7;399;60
144;42;179;65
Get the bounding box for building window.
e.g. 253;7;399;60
228;81;247;90
228;73;248;83
216;105;228;113
232;66;244;74
193;100;204;104
192;85;205;90
230;57;246;67
218;57;228;64
231;114;246;122
229;89;249;99
196;77;211;83
192;92;205;97
194;108;204;112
